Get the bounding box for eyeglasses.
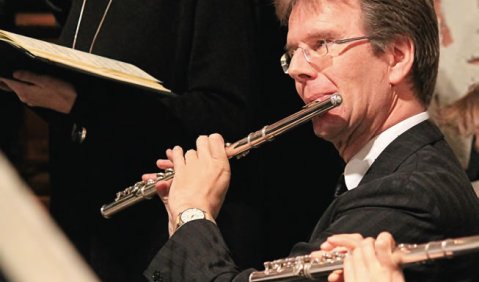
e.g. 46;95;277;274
280;36;372;74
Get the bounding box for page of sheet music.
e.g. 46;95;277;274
2;30;160;82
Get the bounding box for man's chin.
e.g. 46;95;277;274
312;117;335;138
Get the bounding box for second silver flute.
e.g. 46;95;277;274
100;93;343;218
249;234;479;281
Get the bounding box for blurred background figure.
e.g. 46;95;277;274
430;0;479;181
434;83;479;196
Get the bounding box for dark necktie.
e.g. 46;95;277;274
334;173;348;198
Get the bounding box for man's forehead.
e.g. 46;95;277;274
290;0;359;13
287;0;362;42
289;0;361;25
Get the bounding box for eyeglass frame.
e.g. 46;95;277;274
280;36;373;74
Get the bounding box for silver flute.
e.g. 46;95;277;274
249;234;479;281
100;93;343;218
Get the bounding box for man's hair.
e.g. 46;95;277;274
274;0;439;106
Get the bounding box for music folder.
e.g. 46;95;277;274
0;29;173;96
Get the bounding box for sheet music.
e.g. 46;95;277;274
2;30;160;82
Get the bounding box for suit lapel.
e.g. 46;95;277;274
307;121;444;244
360;120;444;185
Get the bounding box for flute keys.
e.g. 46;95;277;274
114;182;142;201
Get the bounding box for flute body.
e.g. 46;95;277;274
100;94;343;218
249;235;479;281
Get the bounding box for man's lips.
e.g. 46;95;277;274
307;92;337;104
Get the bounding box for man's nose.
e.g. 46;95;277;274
287;48;317;82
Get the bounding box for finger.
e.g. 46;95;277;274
376;232;395;253
165;148;174;161
0;78;14;92
310;250;328;260
344;239;374;282
322;233;364;250
13;71;68;90
321;241;350;252
342;254;355;282
156;177;171;190
142;173;157;181
353;238;379;280
12;70;42;84
320;240;336;251
327;269;343;282
310;250;324;257
154;174;173;204
155;180;171;193
375;232;400;266
195;135;210;158
184;149;198;163
170;146;185;168
359;237;378;264
156;159;173;170
1;78;35;93
208;133;227;159
156;186;170;206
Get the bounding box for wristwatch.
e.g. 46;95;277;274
176;208;215;230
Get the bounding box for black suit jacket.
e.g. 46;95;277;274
145;120;479;282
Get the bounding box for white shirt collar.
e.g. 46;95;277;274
344;112;430;190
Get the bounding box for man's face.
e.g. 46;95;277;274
286;0;394;153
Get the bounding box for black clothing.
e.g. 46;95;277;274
0;0;23;167
29;1;342;281
47;1;265;281
145;121;479;282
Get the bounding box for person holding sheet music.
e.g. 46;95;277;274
1;0;264;281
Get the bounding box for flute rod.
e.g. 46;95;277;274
248;235;479;281
100;94;343;218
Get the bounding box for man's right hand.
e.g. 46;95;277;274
143;134;231;237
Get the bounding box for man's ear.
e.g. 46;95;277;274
387;36;414;85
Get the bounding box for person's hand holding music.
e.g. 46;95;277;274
0;70;77;114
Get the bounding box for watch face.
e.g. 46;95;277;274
180;208;205;223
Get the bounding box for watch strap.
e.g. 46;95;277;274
175;208;215;231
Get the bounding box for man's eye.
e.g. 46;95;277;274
313;40;328;51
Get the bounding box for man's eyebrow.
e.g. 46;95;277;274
284;30;339;50
308;29;339;40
